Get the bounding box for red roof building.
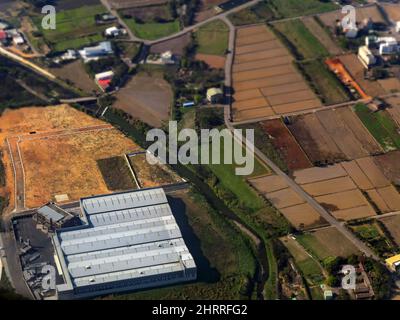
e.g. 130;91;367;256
0;30;7;41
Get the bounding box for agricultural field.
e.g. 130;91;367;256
258;120;312;171
195;0;227;23
97;156;137;191
296;227;360;261
113;71;173;127
318;3;386;31
123;16;180;40
273;19;329;60
293;157;400;220
301;16;342;56
298;60;351;105
109;0;169;10
128;152;182;188
0;105;140;209
354;103;400;152
150;33;191;56
228;0;276;26
383;96;400;127
34;4;111;52
280;236;325;286
287;107;382;165
194;20;229;56
379;215;400;246
268;0;338;18
339;54;385;97
349;221;397;258
50;61;100;94
381;3;400;22
374;151;400;185
248;174;327;230
232;25;321;122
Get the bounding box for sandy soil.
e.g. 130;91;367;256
0;105;140;210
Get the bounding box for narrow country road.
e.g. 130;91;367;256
222;14;379;261
103;0;263;45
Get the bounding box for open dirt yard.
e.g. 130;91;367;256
303;227;360;259
0;105;140;210
51;61;99;94
259;120;312;171
380;215;400;246
339;54;385;97
232;24;321;122
318;4;386;29
287;107;382;164
113;72;172;127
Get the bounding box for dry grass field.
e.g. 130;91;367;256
232;24;321;122
380;215;400;246
0;105;140;209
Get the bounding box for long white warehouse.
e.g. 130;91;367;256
52;188;197;299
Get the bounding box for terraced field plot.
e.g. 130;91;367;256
248;174;327;229
232;25;321;122
293;157;400;220
287;107;382;165
380;215;400;246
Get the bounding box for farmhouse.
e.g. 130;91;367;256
95;70;114;91
52;188;197;299
79;41;113;62
358;46;376;69
105;26;126;37
207;88;223;104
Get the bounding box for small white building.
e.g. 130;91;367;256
12;34;25;45
161;51;174;64
358;46;376;69
105;26;125;37
345;27;358;39
378;37;399;55
396;21;400;33
79;41;113;62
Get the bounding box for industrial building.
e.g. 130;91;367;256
34;203;81;231
79;41;113;62
52;188;197;299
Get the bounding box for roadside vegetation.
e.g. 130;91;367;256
124;19;181;40
354;103;400;152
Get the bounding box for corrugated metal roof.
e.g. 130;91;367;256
54;188;196;291
38;206;65;222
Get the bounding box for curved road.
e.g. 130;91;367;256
222;17;379;260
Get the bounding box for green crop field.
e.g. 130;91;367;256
195;20;229;56
275;19;329;60
299;60;350;105
123;19;180;40
269;0;338;18
35;4;109;52
228;0;276;26
354;104;400;152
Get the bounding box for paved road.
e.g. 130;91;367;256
108;0;263;46
222;15;379;261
